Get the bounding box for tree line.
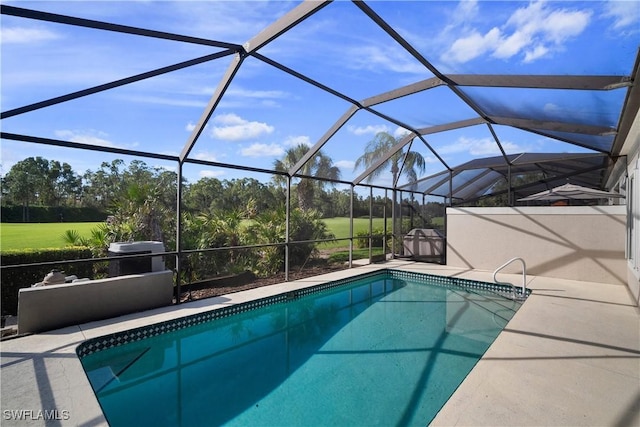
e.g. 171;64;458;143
1;132;449;222
0;156;400;220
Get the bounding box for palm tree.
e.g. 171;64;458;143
274;144;341;211
354;131;426;186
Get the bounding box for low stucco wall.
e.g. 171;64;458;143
17;269;174;334
446;206;626;286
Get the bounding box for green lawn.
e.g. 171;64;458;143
322;217;390;238
0;216;444;251
320;217;391;249
0;222;102;251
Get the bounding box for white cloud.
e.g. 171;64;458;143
0;27;62;44
348;45;425;74
198;86;217;96
209;113;274;141
284;135;312;147
199;170;225;178
445;28;501;63
166;1;291;44
523;45;549;63
492;28;527;59
54;129;119;148
348;124;389;136
336;160;355;170
240;143;284;158
186;122;212;133
213;113;246;126
393;127;413;139
259;100;281;108
543;103;562;114
442;1;592;64
470;139;521;156
226;87;289;100
422;155;440;164
603;1;640;32
444;0;480;32
439;136;526;156
218;86;291;108
541;8;591;43
192;151;219;162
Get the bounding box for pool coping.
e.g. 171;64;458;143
1;260;638;426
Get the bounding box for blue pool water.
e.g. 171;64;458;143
78;270;525;426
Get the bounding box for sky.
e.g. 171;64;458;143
1;0;639;191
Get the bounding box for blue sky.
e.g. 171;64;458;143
1;0;639;190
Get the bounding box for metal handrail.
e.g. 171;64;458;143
493;257;527;300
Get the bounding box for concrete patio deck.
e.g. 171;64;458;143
1;260;638;426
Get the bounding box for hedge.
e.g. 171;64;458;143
354;228;389;249
1;247;94;316
1;206;109;223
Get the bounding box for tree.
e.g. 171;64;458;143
82;159;126;209
51;161;82;206
354;132;426;187
183;177;224;213
475;172;546;207
3;158;41;213
3;157;56;220
81;159;178;213
220;178;282;214
273;144;341;211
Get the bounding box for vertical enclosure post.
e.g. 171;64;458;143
369;186;373;262
349;184;354;268
447;170;454;264
391;189;397;258
398;190;403;257
175;162;183;304
285;175;291;281
443;195;447;264
384;189;388;260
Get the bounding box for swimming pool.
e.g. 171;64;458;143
77;269;527;426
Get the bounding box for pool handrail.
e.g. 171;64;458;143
493;257;527;300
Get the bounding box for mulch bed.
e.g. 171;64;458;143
177;263;348;303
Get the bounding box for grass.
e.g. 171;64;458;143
320;217;391;249
431;216;444;227
322;217;390;238
0;222;102;251
0;216;444;251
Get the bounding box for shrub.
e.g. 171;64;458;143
289;208;334;266
328;248;384;263
1;247;93;315
246;207;334;276
354;227;388;249
129;204;334;282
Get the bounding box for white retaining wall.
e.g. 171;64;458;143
18;270;174;334
446;206;626;286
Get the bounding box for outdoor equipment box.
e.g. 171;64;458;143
108;241;165;277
